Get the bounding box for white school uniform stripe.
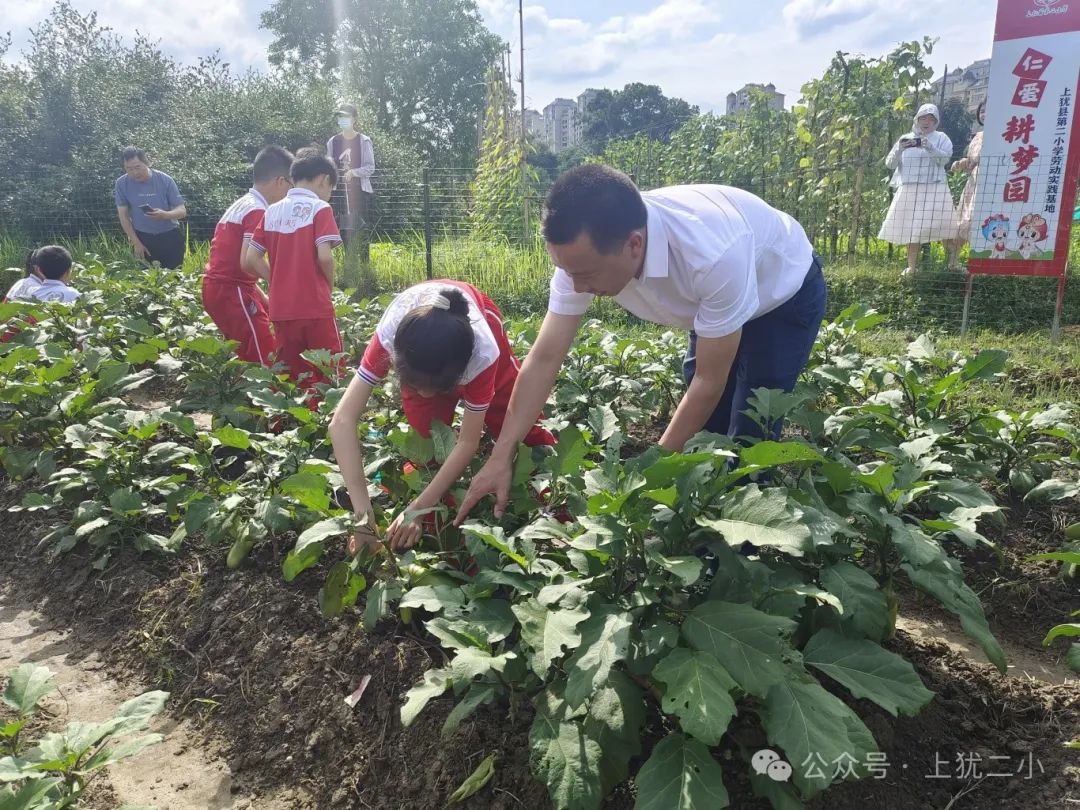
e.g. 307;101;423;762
237;286;266;365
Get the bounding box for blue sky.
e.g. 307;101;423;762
4;0;998;114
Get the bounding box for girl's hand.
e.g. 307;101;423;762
386;509;423;552
347;509;381;556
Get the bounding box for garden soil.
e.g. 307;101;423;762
1;480;1077;809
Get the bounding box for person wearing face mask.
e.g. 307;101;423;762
326;103;376;254
948;102;986;270
878;103;959;276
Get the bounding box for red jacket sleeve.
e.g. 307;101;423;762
460;362;497;412
358;332;392;385
249;219;268;253
241;208;264;240
314;206;342;247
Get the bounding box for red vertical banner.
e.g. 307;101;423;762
968;0;1080;280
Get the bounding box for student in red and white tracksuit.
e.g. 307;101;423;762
244;150;343;388
202;146;294;365
328;280;556;554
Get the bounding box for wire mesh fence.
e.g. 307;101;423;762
1;158;1076;333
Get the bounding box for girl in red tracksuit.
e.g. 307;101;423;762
329;280;555;553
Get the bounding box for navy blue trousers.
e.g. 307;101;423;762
683;257;826;441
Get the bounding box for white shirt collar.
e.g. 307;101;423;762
640;200;669;279
288;188;319;200
249;188;269;207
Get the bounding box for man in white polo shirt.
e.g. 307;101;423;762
455;164;826;522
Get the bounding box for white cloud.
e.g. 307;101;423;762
475;0;516;26
782;0;883;36
546;16;591;38
6;0;1001;121
617;0;723;42
5;0;271;72
482;0;997;116
498;0;738;106
101;0;271;68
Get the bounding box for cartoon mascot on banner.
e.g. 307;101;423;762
980;214;1010;259
1014;213;1049;260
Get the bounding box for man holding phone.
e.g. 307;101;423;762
114;146;188;269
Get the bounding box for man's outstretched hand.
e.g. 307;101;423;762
454;456;513;526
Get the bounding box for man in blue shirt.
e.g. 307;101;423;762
114;146;188;269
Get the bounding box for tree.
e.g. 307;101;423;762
260;0;503;165
0;1;419;243
795;39;938;257
937;98;974;159
526;138;559;185
594;40;941;261
582;83;698;154
556;146;591;176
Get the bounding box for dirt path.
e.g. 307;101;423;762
896;612;1076;685
0;586;288;810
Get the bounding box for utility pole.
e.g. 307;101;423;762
505;43;512;133
518;0;529;242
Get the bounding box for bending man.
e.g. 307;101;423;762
455;164;826;523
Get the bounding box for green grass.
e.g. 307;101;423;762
851;327;1080;412
354;235;1080;333
5;230;1077;332
504;317;1077;415
4;230;1077;413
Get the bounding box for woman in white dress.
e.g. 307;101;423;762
878;103;959;275
948;102;985;270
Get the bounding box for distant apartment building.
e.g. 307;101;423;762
523;88;601;152
544;98;580;152
517;108;545;140
725;82;785;115
575;88;600;143
930;59;991;115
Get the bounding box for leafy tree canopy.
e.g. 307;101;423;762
260;0;504;165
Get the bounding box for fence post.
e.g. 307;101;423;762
1051;271;1066;344
960;273;974;336
422;167;433;280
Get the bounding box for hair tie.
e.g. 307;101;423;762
428;293;450;311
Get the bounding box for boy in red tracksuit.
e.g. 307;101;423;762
202;146;294;364
244;148;343;387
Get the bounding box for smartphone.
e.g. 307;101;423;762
903;137;923;148
139;204;154;214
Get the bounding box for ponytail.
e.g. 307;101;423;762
394;287;475;392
